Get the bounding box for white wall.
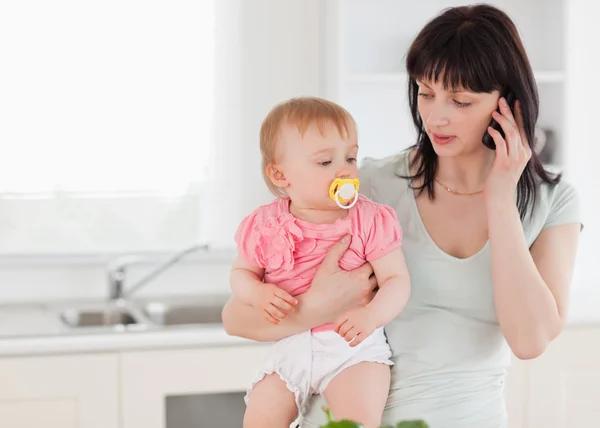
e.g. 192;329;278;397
564;0;600;297
211;0;323;249
0;258;232;303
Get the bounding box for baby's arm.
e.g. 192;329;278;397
230;257;298;324
334;247;410;345
335;202;410;346
229;256;265;306
366;247;410;325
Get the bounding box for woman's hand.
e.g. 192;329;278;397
302;235;378;324
484;97;532;203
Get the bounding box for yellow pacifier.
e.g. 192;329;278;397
329;177;360;209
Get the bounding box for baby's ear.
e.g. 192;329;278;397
266;164;289;189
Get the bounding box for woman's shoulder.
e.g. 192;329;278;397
358;149;412;201
524;171;583;241
535;172;582;229
359;149;411;177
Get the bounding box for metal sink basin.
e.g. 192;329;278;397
55;295;228;333
142;301;224;326
60;305;139;328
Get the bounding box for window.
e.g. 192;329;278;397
0;1;215;255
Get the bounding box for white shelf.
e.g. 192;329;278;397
534;71;565;83
345;71;564;85
346;72;407;83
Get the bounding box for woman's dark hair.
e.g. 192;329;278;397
404;4;559;220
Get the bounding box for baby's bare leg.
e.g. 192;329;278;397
323;362;391;428
244;373;299;428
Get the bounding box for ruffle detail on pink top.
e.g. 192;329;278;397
252;213;303;271
235;207;319;271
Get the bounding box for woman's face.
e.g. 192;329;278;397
416;78;501;156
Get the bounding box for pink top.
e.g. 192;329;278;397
234;194;403;332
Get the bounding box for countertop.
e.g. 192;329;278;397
0;323;253;357
0;297;258;357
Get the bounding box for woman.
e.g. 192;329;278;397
222;4;582;427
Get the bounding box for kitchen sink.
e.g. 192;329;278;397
60;305;139;328
56;295;228;332
142;301;224;326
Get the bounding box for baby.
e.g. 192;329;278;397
230;97;411;428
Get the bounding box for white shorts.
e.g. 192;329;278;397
244;327;393;416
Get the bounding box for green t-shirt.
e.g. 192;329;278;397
301;149;582;428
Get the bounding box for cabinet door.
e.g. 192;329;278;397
527;326;600;427
505;356;530;428
120;344;271;428
0;353;119;428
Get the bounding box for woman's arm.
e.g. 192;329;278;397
485;98;581;360
221;295;323;342
222;235;378;342
487;198;580;360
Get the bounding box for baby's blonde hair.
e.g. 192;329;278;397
260;96;356;198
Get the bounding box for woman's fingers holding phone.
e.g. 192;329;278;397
491;106;519;157
487;125;508;159
498;96;517;128
485;97;532;201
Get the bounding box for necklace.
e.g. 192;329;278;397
434;177;484;196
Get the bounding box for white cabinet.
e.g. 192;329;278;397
116;328;600;428
0;353;119;428
1;326;598;428
526;326;600;428
120;344;271;428
502;325;600;428
505;356;529;428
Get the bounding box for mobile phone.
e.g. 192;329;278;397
482;91;517;150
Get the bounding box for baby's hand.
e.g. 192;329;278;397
251;283;298;324
333;307;377;347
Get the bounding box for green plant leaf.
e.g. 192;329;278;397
319;406;364;428
319;406;428;428
395;421;429;428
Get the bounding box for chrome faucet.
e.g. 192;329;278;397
106;244;209;301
